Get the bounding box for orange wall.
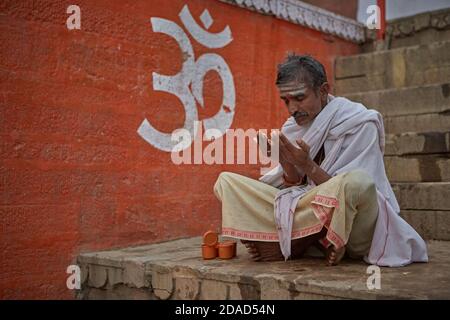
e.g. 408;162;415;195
0;0;360;299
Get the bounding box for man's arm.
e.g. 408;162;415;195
280;158;301;185
303;158;331;185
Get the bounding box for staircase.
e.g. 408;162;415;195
334;9;450;242
76;10;450;300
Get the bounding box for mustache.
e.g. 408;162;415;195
292;111;308;119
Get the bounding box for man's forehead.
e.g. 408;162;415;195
277;81;308;97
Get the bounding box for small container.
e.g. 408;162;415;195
221;240;237;257
203;231;218;247
202;244;218;260
217;242;235;259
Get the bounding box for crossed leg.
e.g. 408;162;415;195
241;227;346;265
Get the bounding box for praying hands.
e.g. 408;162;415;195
278;133;331;186
279;133;311;170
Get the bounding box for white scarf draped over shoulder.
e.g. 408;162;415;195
259;95;428;267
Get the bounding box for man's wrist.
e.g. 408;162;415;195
282;172;301;186
304;158;316;175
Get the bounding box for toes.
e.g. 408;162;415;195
246;243;262;261
250;251;262;261
244;242;255;249
326;247;337;266
326;246;345;266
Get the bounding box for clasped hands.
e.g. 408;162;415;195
258;131;313;173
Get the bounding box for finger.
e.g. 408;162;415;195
296;139;310;152
280;133;298;153
279;147;287;161
279;135;292;153
279;133;290;146
278;139;288;156
279;138;296;160
279;143;290;160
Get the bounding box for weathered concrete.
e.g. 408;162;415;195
345;84;450;117
77;237;450;300
401;210;450;241
392;182;450;211
385;131;450;156
385;155;450;182
335;40;450;94
363;9;450;52
383;112;450;135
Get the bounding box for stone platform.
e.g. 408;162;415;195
77;237;450;300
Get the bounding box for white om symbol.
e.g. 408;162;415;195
138;5;235;152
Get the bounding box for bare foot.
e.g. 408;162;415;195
240;240;284;261
240;238;314;262
326;246;346;266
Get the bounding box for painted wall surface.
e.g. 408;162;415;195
0;0;359;299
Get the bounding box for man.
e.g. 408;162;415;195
213;54;428;267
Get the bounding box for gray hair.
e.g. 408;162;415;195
276;53;327;90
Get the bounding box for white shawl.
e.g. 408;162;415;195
260;95;428;267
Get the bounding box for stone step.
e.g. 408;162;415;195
362;9;450;52
335;40;450;94
401;210;450;241
344;84;450;118
385;131;450;156
77;237;450;300
385;155;450;182
384;112;450;135
392;182;450;211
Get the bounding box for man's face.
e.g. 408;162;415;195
277;80;328;126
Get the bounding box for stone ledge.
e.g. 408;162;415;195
365;8;450;42
392;182;450;211
401;210;450;241
218;0;365;43
77;237;450;300
335;41;450;94
385;131;450;156
343;83;450;114
385;155;450;182
383;112;450;135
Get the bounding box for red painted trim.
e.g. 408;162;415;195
222;223;323;241
377;0;386;40
312;195;340;208
312;199;345;250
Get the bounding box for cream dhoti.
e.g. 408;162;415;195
214;169;379;259
213;95;428;267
